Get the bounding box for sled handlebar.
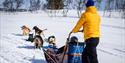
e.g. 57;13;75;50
68;30;83;41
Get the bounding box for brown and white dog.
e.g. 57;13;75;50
33;26;47;36
33;35;43;49
21;25;31;36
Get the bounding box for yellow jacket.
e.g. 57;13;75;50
72;6;100;40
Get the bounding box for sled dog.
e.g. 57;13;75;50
21;25;30;36
48;36;56;46
33;35;43;49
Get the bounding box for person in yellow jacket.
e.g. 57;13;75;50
70;0;100;63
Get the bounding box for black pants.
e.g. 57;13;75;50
82;37;99;63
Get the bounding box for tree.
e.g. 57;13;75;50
36;0;41;10
76;0;84;17
15;0;23;10
29;0;41;12
3;0;14;11
47;0;64;9
62;0;71;17
121;0;125;18
103;0;125;18
95;0;102;10
103;0;114;17
3;0;23;12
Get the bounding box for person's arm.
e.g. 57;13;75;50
71;14;85;33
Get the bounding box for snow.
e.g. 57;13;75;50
0;10;125;63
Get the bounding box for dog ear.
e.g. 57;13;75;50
21;26;25;29
33;26;36;29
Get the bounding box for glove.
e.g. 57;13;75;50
67;32;72;41
69;32;72;36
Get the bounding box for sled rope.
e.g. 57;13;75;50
61;33;71;63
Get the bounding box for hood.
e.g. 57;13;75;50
86;6;97;13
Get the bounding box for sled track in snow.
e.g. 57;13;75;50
32;48;47;63
2;35;24;45
101;24;125;29
0;55;13;63
98;49;124;58
2;36;21;45
113;48;125;53
2;35;11;39
0;49;31;63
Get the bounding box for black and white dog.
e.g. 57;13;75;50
47;36;56;46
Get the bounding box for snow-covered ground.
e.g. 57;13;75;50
0;10;125;63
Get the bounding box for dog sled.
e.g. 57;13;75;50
42;35;84;63
25;27;84;63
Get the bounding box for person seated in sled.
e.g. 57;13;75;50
43;36;59;63
43;36;79;54
57;36;79;54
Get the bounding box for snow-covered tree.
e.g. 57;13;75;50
103;0;125;18
3;0;14;11
15;0;23;10
29;0;41;12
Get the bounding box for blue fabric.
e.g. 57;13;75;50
68;43;84;54
68;42;84;63
68;56;82;63
86;0;94;7
43;43;58;53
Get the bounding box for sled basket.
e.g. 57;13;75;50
43;42;84;63
67;42;84;63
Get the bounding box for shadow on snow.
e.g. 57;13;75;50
18;45;35;49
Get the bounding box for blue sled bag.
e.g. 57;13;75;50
68;42;84;63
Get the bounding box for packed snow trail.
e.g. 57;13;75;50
0;11;125;63
0;33;47;63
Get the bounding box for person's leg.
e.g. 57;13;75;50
88;47;98;63
82;45;90;63
82;37;99;63
88;38;99;63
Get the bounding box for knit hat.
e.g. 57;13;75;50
70;36;78;42
86;0;94;7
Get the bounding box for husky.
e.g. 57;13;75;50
33;26;43;35
21;25;31;36
48;36;56;46
33;35;43;49
33;26;47;36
